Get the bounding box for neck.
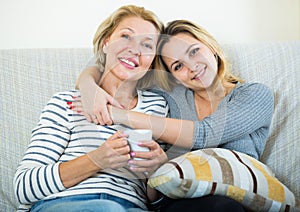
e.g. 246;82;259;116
194;79;227;102
194;79;235;120
99;72;138;109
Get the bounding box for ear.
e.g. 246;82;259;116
102;40;109;54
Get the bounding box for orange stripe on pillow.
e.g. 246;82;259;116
250;158;285;202
185;153;212;181
227;185;246;203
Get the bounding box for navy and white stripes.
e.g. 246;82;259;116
14;89;168;211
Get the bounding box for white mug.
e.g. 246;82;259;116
124;129;152;160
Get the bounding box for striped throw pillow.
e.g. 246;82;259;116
148;148;299;211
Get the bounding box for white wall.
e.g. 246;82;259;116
0;0;299;49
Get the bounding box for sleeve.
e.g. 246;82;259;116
13;92;72;204
192;83;274;150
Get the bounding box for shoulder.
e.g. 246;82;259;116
39;90;80;124
49;90;80;103
233;82;273;98
229;82;274;107
43;90;79;113
236;82;271;91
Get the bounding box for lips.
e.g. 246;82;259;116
119;58;138;68
192;66;206;80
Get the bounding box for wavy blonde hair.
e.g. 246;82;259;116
155;20;243;91
93;5;164;89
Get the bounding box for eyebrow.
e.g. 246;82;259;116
120;28;156;41
170;60;179;70
185;43;198;54
170;43;198;69
121;27;135;33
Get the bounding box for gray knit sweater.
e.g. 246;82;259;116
152;82;274;159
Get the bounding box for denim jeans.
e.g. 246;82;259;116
30;194;147;212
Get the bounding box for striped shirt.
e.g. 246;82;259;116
14;90;169;211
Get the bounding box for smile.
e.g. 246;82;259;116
119;58;138;68
192;66;206;80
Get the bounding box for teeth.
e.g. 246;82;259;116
120;58;135;67
193;68;204;80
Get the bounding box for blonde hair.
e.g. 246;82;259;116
156;20;243;91
93;5;164;90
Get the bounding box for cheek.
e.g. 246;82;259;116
207;54;218;71
142;54;155;66
170;71;185;83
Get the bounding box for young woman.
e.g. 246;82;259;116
14;5;168;212
74;19;274;211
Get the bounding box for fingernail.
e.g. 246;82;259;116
128;160;133;164
137;142;142;146
69;106;73;110
67;101;72;105
130;152;135;157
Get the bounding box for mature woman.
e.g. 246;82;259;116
14;5;169;212
74;19;274;211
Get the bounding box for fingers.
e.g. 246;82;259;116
128;140;167;175
107;95;124;109
88;149;130;170
88;131;131;170
92;91;120;125
67;96;95;123
70;98;83;113
93;110;113;126
68;95;115;125
108;130;128;141
106;131;130;152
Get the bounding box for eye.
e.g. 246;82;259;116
121;34;131;40
190;47;199;57
174;63;183;71
143;42;154;50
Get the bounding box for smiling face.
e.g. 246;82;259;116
103;16;159;82
161;33;218;91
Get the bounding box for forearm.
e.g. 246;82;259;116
15;154;101;204
113;108;194;148
59;154;100;188
75;66;101;89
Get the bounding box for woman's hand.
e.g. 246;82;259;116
73;85;123;125
128;140;168;177
87;131;131;169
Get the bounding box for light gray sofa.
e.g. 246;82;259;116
1;42;299;211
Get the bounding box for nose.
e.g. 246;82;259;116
188;63;200;72
128;40;141;56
